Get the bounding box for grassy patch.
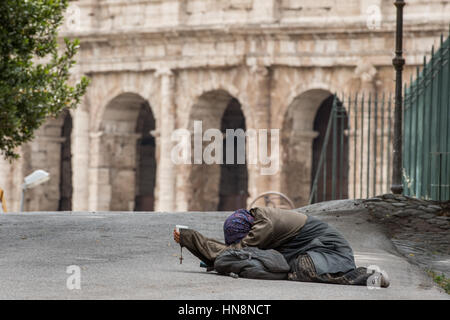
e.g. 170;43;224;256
427;270;450;294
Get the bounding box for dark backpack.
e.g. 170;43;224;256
214;247;290;280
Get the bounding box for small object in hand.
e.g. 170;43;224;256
174;225;189;264
180;246;183;264
175;225;189;233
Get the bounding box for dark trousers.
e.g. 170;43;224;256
288;254;370;286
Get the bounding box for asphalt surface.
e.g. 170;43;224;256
0;209;448;299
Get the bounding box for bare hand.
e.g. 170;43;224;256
173;229;180;244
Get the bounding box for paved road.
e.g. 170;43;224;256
0;209;448;299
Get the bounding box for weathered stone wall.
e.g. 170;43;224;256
1;0;449;212
19;115;68;211
364;194;450;275
364;194;450;233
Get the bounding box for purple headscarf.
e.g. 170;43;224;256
223;209;254;245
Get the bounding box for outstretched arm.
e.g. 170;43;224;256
173;228;228;266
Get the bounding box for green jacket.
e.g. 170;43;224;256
180;207;307;266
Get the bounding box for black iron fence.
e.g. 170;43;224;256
309;93;395;204
310;30;450;204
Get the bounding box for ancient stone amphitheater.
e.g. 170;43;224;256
1;0;449;212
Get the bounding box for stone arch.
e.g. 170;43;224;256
92;87;158;133
177;69;256;131
280;88;334;207
135;102;157;211
87;72;158;133
273;81;340;129
91;92;156;211
218;98;249;211
184;90;248;211
22;110;72;211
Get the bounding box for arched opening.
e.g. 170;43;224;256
281;89;333;207
58;110;72;211
22;110;73;211
187;90;248;211
311;96;349;202
218;98;248;211
135;104;156;211
97;93;156;211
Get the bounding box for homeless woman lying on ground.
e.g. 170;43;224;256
173;207;390;287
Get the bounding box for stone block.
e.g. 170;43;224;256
429;218;448;226
422;206;438;213
418;213;436;220
392;202;406;207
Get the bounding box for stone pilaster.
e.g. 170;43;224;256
71;108;90;211
88;132;107;211
245;65;272;206
155;68;176;212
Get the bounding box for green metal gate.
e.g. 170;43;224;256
403;31;450;201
